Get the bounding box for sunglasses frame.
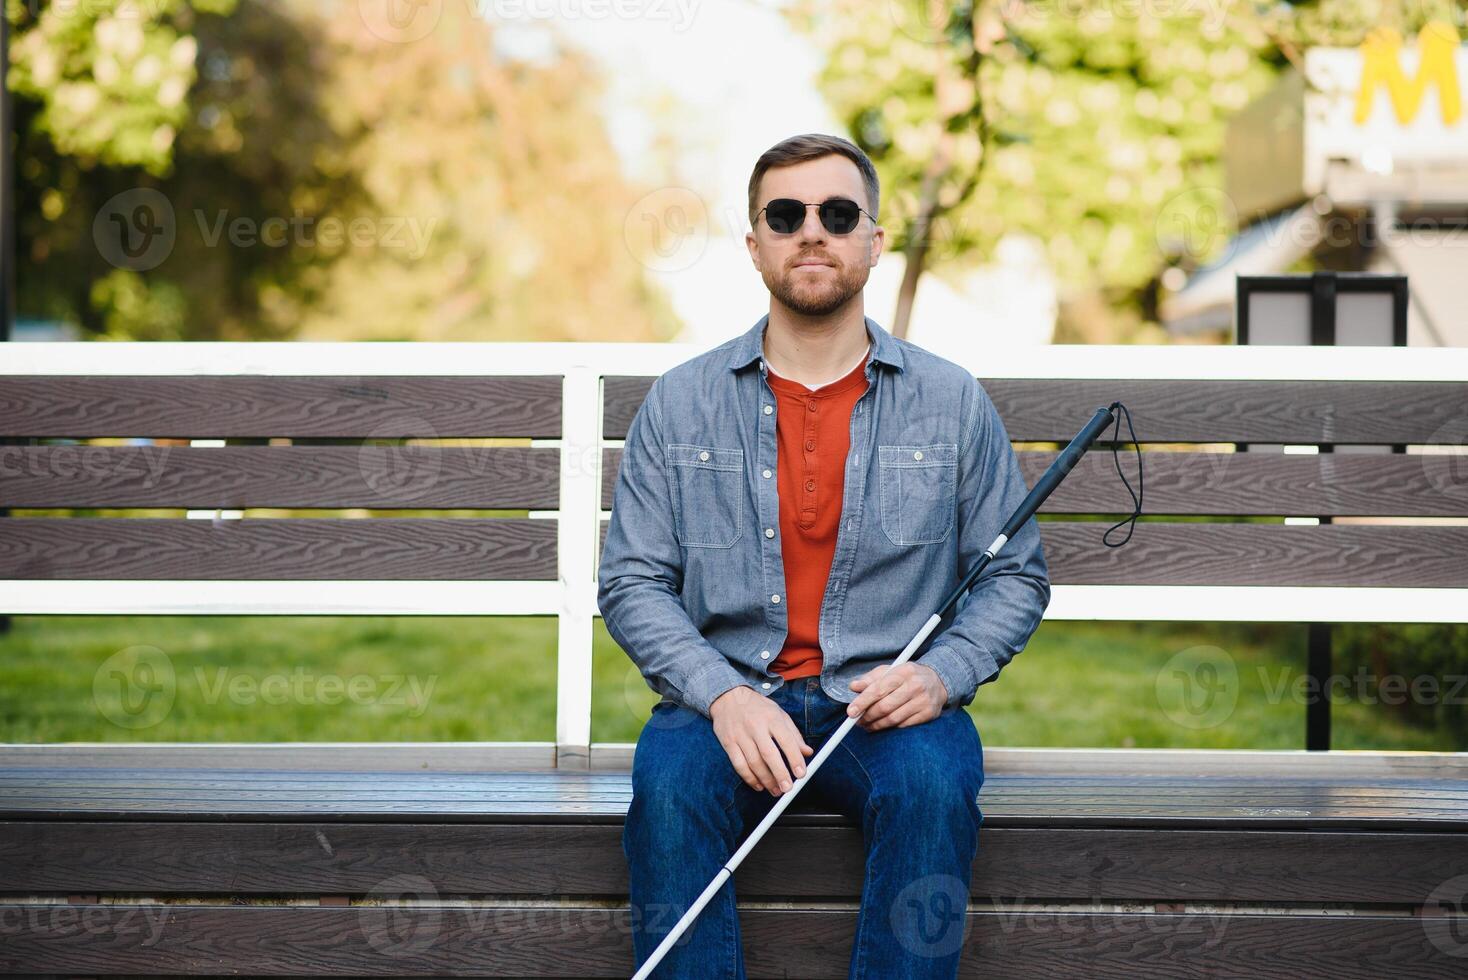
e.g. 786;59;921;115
756;197;876;236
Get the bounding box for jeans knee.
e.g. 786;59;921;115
874;761;979;830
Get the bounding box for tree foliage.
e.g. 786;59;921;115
8;0;681;342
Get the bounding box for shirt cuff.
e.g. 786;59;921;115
919;643;998;710
683;658;757;719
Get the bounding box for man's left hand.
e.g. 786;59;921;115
846;663;948;731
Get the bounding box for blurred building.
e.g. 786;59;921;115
1161;23;1468;347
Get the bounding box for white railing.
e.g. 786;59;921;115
5;341;1468;767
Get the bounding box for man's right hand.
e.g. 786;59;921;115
709;685;815;797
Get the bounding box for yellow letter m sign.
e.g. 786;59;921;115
1354;21;1462;126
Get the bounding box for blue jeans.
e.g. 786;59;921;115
623;676;986;979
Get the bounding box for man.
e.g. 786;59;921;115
598;133;1050;979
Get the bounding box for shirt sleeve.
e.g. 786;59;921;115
918;376;1052;710
596;378;756;719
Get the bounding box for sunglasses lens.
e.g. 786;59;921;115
764;199;806;234
820;199;862;234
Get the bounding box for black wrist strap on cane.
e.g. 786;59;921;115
1101;401;1142;548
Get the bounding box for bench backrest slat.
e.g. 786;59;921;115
0;376;563;438
603;376;1464;445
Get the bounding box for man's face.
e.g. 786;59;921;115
746;155;884;318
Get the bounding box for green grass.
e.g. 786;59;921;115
0;616;1461;750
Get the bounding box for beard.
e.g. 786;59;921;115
763;256;868;317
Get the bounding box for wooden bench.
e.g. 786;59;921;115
2;341;1466;978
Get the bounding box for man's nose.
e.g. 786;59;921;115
797;204;827;245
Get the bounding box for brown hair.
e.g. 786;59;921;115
747;134;880;229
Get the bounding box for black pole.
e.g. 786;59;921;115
0;12;12;636
1;1;12;341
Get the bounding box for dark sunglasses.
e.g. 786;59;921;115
757;197;875;236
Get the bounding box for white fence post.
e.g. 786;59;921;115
555;362;601;769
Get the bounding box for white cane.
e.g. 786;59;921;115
630;403;1139;980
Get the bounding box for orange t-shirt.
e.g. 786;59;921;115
764;349;870;681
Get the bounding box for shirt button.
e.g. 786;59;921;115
807;401;817;412
764;405;773;415
771;593;781;604
805;439;815;450
765;527;775;538
913;450;923;460
805;479;815;491
762;682;772;689
763;469;772;478
699;450;710;461
760;650;771;659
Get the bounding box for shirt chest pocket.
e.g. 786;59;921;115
666;444;745;548
877;443;958;546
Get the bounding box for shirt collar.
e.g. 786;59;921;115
726;313;905;375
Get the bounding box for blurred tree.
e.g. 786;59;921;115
782;0;1466;344
275;0;682;342
6;0;682;342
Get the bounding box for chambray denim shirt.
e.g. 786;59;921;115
597;314;1051;720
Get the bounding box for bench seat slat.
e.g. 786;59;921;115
3;768;1465;830
0;904;1452;978
3;821;1457;905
